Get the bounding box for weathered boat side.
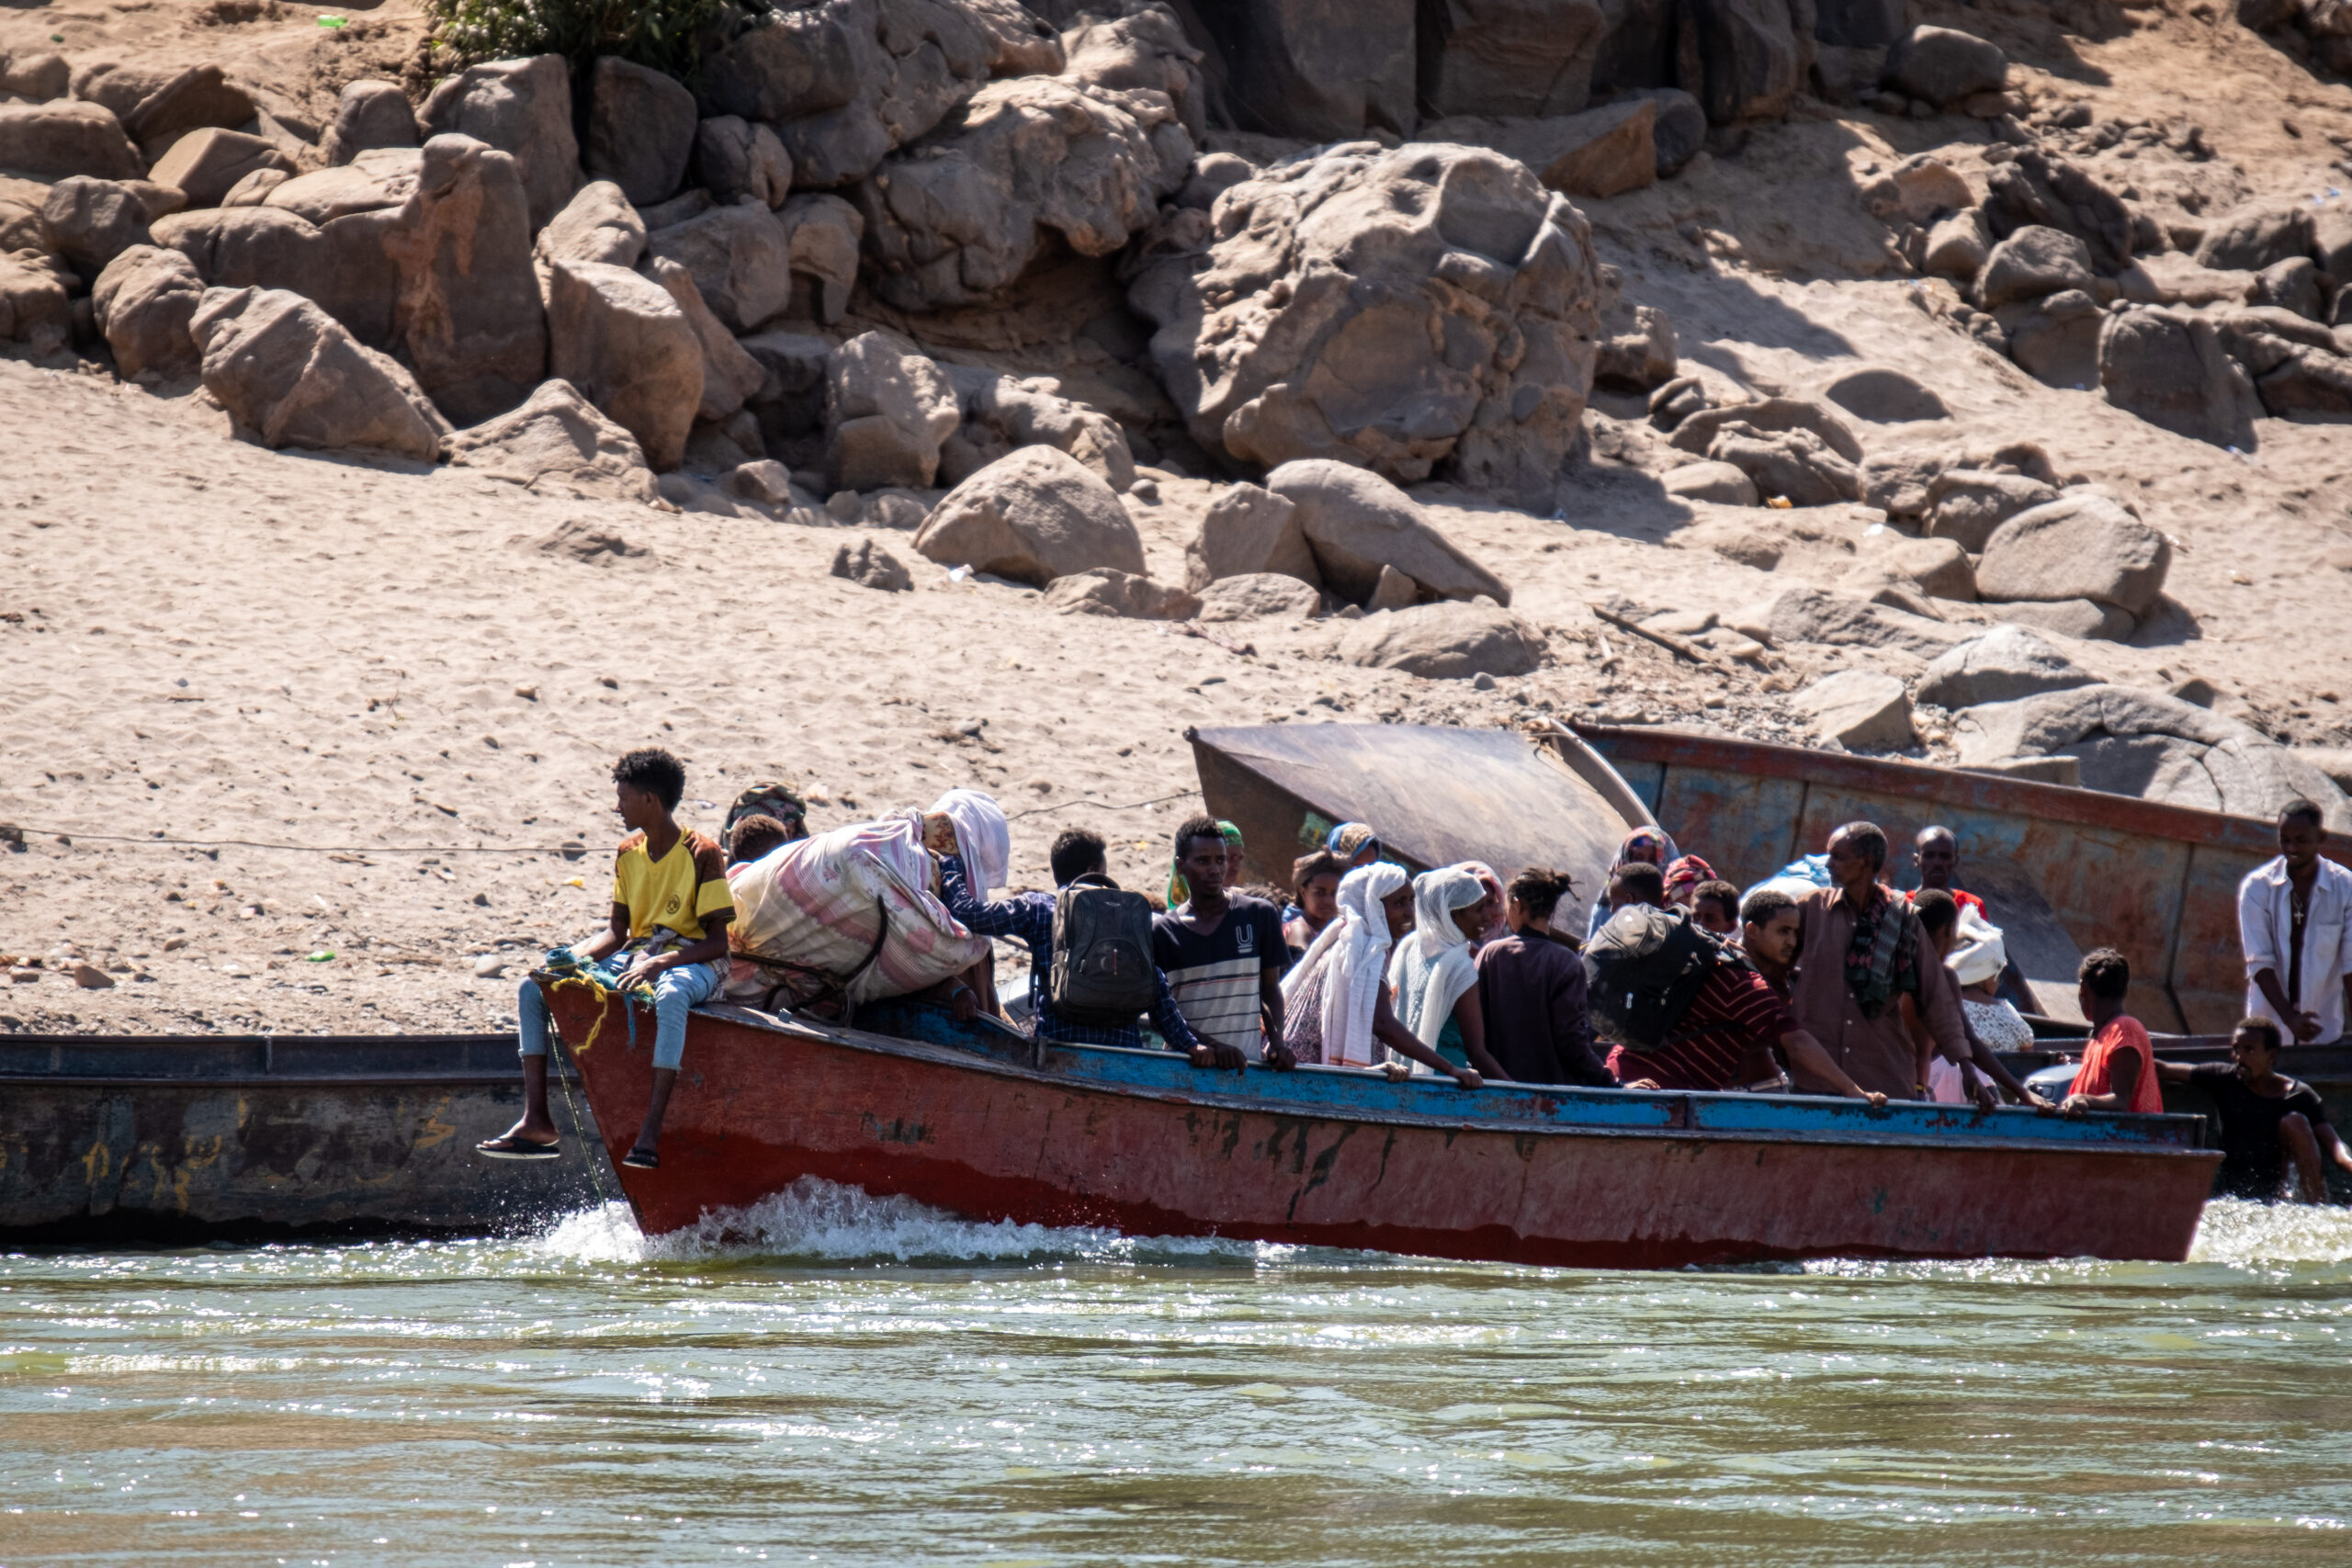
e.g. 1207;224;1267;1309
555;990;2218;1268
1191;723;1648;908
1570;723;2278;1035
0;1033;603;1240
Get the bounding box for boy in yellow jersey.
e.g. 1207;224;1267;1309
478;748;733;1169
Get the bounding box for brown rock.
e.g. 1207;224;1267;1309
1183;482;1318;592
1338;601;1545;680
546;259;703;472
92;243;205;379
582;56;696;207
418;54;581;233
122;64;254;159
645;255;765;424
533;179;644;269
383;134;549;425
1266;459;1512;605
914;446;1147;586
189;285;449;460
1419;100;1657;199
321;80;419;166
147;128;297;210
0;100;145;182
1043;568;1204;620
1975;492;2172;616
443;378;657;502
1195;572;1323;621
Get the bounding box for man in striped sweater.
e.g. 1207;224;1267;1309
1153;814;1292;1070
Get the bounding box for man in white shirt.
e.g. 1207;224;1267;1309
2237;799;2352;1044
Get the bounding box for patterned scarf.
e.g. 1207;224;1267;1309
1842;884;1918;1020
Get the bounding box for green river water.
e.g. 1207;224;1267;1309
3;1185;2348;1566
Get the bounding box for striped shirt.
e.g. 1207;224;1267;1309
1607;962;1793;1092
1153;897;1286;1051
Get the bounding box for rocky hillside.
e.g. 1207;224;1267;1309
4;0;2352;1028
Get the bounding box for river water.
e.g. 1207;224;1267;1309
4;1185;2348;1566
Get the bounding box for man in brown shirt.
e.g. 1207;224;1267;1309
1788;821;1971;1099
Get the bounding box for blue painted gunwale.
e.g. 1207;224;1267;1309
729;1003;2212;1157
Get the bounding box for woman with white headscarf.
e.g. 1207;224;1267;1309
1387;866;1505;1077
1948;903;2033;1053
1282;863;1484;1089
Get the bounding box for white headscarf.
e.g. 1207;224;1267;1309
929;788;1010;894
1946;903;2007;987
1389;865;1486;1048
1284;862;1408;1068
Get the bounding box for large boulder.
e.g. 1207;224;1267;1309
775;193;863;322
40;176;150;283
2251;343;2352;421
1792;670;1916;750
1666;397;1864;462
1339;600;1545;679
938;364;1137;491
1060;2;1204;137
854;75;1187;311
582;57;697;207
1729;586;1966;657
1128;141;1600;506
546;259;703;471
1188;0;1415;141
188;286;449;461
91;243;204;379
321;80;419;166
264;149;424;225
0;248;71;347
1419;100;1657;199
1704;422;1860;506
443;378;657;502
119;63;254;158
1266;459;1510;605
645;255;766;424
1952;684;2352;827
825;329;960;490
1686;0;1803;125
1926;468;2062;551
1977;225;2095;310
2004;290;2105;392
1042;568;1203;620
1196;571;1323;621
694;0;1000;187
1184;481;1319;591
1916;624;2095;710
1819;365;1949;424
2194;199;2313;274
2097;307;2261;449
0;51;70;102
149;202;401;349
694;116;794;209
379;134;548;425
0;100;145;182
1883;26;2007;107
147;128;295;209
913;445;1148;584
643;202;792;333
534;179;646;269
418;55;582;232
1419;0;1607;119
1974;493;2171;618
1980;148;2132;274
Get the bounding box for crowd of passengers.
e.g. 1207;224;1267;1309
482;749;2352;1205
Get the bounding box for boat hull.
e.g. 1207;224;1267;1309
556;991;2219;1268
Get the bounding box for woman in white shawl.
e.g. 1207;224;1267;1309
1387;866;1505;1077
1281;864;1483;1089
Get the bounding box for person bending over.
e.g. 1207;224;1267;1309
2157;1017;2352;1202
933;824;1213;1059
1156;815;1290;1070
1600;863;1885;1106
2061;948;2165;1115
480;747;732;1170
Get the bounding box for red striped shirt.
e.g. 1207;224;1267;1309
1607;964;1794;1091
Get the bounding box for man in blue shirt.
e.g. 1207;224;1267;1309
936;825;1211;1059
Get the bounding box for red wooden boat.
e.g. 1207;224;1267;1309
548;987;2219;1267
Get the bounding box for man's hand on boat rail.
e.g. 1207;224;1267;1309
1191;1041;1250;1071
1261;1041;1298;1072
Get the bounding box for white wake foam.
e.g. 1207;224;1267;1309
529;1177;1283;1268
2188;1197;2352;1265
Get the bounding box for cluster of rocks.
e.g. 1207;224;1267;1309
1868;112;2352;440
2240;0;2352;84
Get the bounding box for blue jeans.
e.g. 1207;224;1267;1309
517;958;723;1071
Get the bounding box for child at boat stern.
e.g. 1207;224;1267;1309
478;748;734;1170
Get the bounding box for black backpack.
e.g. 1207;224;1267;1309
1049;878;1159;1024
1583;904;1726;1049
